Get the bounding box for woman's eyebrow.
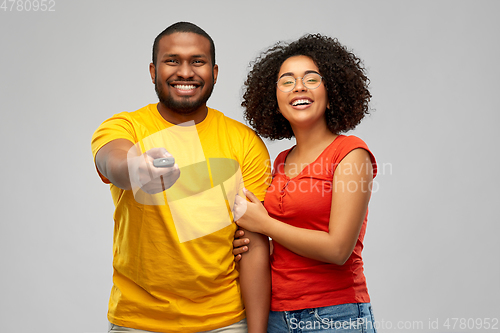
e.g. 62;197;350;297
278;70;320;80
278;72;294;79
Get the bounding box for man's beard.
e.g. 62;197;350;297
155;78;214;115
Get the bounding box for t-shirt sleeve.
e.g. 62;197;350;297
241;134;272;202
90;112;137;183
332;135;377;178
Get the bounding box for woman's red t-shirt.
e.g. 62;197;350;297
264;135;377;311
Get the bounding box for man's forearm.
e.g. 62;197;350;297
102;150;132;190
239;231;270;333
95;139;134;190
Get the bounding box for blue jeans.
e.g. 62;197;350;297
267;303;377;333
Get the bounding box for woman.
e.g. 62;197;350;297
233;34;377;332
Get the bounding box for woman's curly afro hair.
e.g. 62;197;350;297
242;34;371;140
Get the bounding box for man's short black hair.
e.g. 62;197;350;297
152;22;216;67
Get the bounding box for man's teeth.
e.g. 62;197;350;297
174;85;196;90
292;99;312;106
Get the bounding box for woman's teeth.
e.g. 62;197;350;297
292;99;312;106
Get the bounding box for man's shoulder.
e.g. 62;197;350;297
208;107;256;136
124;104;155;119
99;104;158;131
100;104;152;121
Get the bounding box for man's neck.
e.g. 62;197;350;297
156;103;208;125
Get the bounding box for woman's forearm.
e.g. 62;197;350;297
262;216;359;265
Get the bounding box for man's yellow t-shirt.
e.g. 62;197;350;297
91;104;270;332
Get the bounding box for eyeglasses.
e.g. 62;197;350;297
276;73;323;92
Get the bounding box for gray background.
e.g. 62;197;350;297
1;1;499;332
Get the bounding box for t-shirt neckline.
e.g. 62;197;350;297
149;103;213;132
280;135;344;180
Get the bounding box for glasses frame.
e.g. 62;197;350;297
276;73;323;93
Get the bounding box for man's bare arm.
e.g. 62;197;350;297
95;139;180;193
95;139;135;190
239;229;270;333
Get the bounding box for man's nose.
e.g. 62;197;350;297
177;62;195;78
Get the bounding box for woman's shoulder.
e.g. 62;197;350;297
272;146;295;173
325;135;371;156
327;135;377;177
334;135;369;148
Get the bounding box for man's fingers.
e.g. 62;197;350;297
234;229;245;238
233;233;250;257
233;238;249;248
156;165;180;190
232;245;248;256
147;147;171;159
150;162;180;180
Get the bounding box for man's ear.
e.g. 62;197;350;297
213;64;219;84
149;63;156;84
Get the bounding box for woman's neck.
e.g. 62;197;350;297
292;123;338;157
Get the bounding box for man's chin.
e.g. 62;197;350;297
161;99;204;115
155;82;213;115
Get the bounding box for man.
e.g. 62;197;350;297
91;22;270;333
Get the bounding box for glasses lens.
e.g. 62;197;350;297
277;76;296;92
303;73;321;89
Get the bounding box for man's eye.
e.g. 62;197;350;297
165;59;178;64
193;60;205;65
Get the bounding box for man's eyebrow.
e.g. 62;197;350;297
278;70;320;80
160;54;208;59
160;53;178;60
